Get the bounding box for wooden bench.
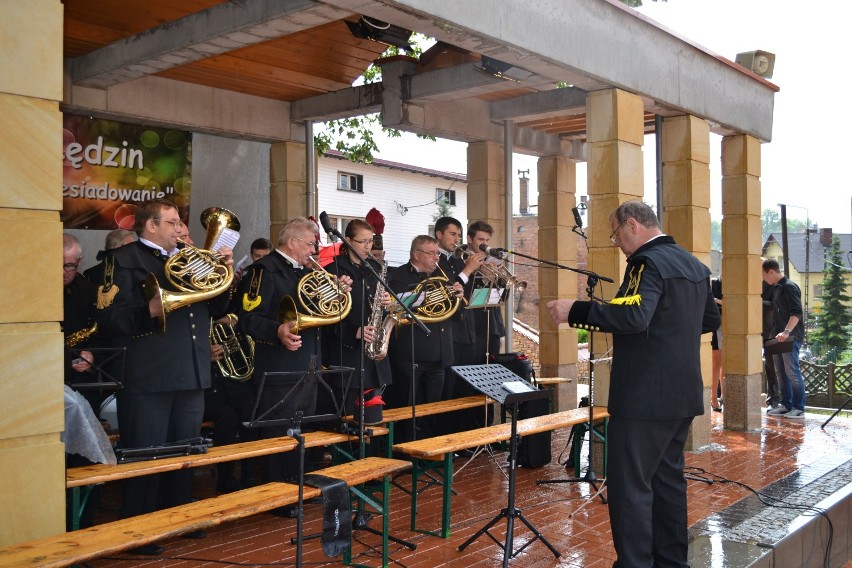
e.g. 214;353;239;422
2;457;410;568
351;395;493;456
67;428;389;530
392;406;610;537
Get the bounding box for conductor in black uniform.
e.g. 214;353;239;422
236;217;352;482
95;198;233;553
322;218;392;417
547;201;720;568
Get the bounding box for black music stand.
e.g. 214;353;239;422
822;395;852;429
65;346;126;391
452;364;560;567
245;356;351;568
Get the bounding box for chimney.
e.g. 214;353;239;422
518;169;529;215
820;228;833;247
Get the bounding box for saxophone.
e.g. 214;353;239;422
365;260;391;361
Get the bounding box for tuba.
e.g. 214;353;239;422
455;244;527;292
210;314;255;381
146;207;240;334
278;256;352;333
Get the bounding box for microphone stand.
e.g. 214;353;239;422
317;227;419;551
492;231;612;503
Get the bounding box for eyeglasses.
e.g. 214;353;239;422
609;220;628;244
63;262;80;272
156;218;185;230
350;237;374;245
416;249;440;257
292;235;318;249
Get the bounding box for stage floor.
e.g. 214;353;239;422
87;406;852;568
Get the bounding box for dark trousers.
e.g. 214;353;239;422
607;415;693;568
116;389;205;518
764;351;780;406
257;378;318;482
388;358;445;441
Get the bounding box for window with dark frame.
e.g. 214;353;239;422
436;188;456;206
338;172;364;193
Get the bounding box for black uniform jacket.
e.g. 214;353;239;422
441;252;476;346
567;236;720;420
387;262;454;366
322;253;392;390
95;240;229;394
236;251;321;385
63;273;99;381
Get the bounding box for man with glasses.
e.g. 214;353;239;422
62;233;98;404
236;217;352;491
386;235;462;440
547;201;719;568
95;198;234;554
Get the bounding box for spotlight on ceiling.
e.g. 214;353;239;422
735;50;776;79
345;16;414;51
475;55;534;82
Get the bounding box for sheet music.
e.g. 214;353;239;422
235;254;251;272
503;380;535;394
393;291;425;309
212;227;240;251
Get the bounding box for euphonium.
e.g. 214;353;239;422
278;256;352;333
454;244;527;292
146;207;240;334
210;314;255;381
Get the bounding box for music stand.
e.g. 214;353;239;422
452;364;560;567
245;356;351;568
65;346;126;391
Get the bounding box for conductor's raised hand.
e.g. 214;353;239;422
547;299;575;324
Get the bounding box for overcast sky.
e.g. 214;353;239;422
369;1;850;233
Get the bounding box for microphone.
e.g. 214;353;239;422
479;243;508;259
572;207;583;229
318;211;340;242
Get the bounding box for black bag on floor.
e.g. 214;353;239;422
491;352;552;468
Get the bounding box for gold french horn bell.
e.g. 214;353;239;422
146;207;240;334
278;256;352;333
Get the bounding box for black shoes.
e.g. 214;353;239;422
129;543;164;555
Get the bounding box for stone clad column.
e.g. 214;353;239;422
0;0;66;544
466;141;506;245
661;115;714;448
585;89;644;410
269;141;308;237
538;157;579;403
720;135;764;430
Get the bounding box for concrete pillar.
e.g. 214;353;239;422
660;115;713;448
466;141;506;246
538;156;579;402
585;89;644;410
269;141;308;239
0;0;66;545
721;135;764;430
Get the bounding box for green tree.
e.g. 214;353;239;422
812;236;852;362
711;219;721;251
761;208;808;243
432;193;454;222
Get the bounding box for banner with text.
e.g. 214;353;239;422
62;114;192;230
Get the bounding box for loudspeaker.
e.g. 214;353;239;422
735;50;775;79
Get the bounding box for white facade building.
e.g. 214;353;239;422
318;150;468;267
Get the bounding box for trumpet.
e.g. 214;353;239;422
455;245;527;292
278;256;352;333
145;207;240;334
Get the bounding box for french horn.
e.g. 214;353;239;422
278;256;352;333
146;207;240;334
394;274;462;326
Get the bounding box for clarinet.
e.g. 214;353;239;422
365;260;390;361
